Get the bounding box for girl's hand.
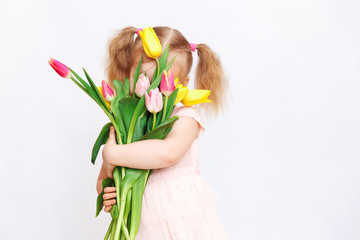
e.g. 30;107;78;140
102;126;118;178
103;186;117;213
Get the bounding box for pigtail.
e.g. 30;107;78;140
195;44;228;115
106;26;137;89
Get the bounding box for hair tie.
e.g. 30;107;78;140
136;28;143;36
189;43;197;52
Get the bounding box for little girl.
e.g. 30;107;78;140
97;26;229;240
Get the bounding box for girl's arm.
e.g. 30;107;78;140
102;116;200;178
96;163;108;195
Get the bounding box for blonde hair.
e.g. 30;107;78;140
106;26;228;115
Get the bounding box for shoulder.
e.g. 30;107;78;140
170;106;205;133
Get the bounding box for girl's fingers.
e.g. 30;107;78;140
103;199;116;207
104;206;112;213
107;126;116;144
103;192;117;200
104;187;116;193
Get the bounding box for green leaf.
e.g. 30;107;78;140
82;68;110;113
118;97;139;134
124;77;130;96
113;79;126;99
150;55;177;90
110;204;119;220
140;116;179;140
133;56;143;92
110;80;127;143
121;168;144;194
149;71;162;90
126;96;146;143
165;55;176;72
153;44;169;80
68;68;103;106
68;68;95;96
159;44;170;70
146;114;153;133
102;178;115;189
132;111;148;142
91;122;112;164
165;88;179;120
123;189;132;226
96;194;104;218
155;99;165;127
95;178;115;217
129;171;147;238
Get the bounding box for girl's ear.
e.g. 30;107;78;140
183;76;190;87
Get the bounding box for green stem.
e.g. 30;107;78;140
104;109;122;145
121;167;125;180
126;97;145;144
70;76;122;145
152;113;156;130
143;169;151;188
114;196;127;240
161;96;168;122
70;76;110;115
155;58;160;78
113;167;122;240
126;116;136;144
110;219;117;240
70;76;93;99
139;108;147;119
121;221;130;240
104;219;114;240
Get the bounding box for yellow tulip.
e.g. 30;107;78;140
97;86;111;110
181;89;212;106
174;84;189;105
139;27;162;59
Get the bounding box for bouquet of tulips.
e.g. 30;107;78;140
49;27;211;240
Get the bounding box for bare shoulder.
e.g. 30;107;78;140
162;114;200;164
166;114;199;142
171;106;205;131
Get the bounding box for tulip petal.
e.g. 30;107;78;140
160;70;175;97
181;89;211;106
139;27;162;59
48;58;72;78
174;86;189;105
97;86;111;110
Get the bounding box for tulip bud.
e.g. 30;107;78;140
48;58;72;78
134;73;150;97
101;80;115;101
145;88;163;113
97;86;111;110
160;70;175;97
138;27;162;59
181;89;212;106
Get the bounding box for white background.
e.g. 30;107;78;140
1;0;360;239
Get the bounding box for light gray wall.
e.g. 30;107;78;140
1;0;360;239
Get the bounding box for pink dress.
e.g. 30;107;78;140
136;106;229;240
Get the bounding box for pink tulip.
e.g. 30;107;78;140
101;80;115;101
134;73;150;97
145;88;163;113
160;70;175;97
48;58;72;78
